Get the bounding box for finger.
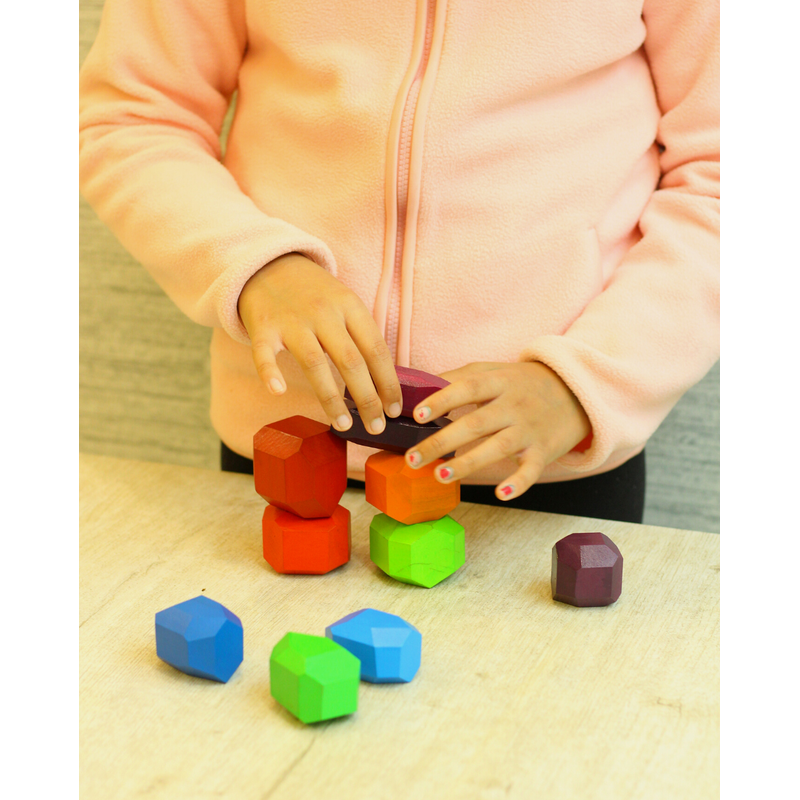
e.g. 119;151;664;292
494;449;548;501
413;371;507;424
425;425;533;484
284;328;353;431
346;309;403;418
406;403;515;469
250;339;287;396
319;322;387;435
436;362;506;384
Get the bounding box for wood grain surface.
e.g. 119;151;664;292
80;454;719;800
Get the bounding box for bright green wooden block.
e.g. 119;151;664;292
270;633;360;723
369;513;465;588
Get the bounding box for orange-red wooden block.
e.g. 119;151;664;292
365;451;460;525
262;505;351;575
253;416;347;519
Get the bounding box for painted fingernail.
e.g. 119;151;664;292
438;466;454;482
499;484;515;499
416;406;431;422
336;414;352;431
269;378;285;394
407;450;422;467
369;418;385;435
388;402;402;418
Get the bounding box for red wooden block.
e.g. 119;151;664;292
345;366;449;418
253;416;347;518
262;505;351;575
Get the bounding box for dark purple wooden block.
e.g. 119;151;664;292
551;532;623;607
332;400;454;458
344;366;449;418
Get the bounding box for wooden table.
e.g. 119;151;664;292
80;454;719;800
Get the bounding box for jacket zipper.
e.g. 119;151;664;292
376;0;446;366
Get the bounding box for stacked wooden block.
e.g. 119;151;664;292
253;368;465;584
353;367;466;588
366;451;465;587
253;416;350;574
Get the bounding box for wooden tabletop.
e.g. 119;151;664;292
80;453;719;800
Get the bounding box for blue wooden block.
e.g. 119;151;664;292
155;595;243;683
325;608;421;683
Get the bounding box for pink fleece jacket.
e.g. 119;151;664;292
79;0;719;485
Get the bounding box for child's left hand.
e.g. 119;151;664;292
405;362;591;500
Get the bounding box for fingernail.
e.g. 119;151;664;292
438;466;454;482
388;402;402;418
269;378;285;394
407;450;422;468
499;484;515;499
416;406;431;422
336;414;352;431
369;418;385;435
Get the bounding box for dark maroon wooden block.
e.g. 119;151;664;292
332;400;454;458
344;366;449;418
551;532;623;607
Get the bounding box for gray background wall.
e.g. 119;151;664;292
79;1;720;533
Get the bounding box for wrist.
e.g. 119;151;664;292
527;361;591;452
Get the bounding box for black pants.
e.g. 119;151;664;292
222;442;645;524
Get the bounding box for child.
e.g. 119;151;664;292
79;0;719;523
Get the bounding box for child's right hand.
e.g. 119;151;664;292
238;252;402;434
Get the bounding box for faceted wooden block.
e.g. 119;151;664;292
551;532;623;607
332;400;454;457
270;632;360;723
263;504;351;575
370;513;465;588
345;366;449;418
365;451;460;524
253;415;346;518
155;596;243;683
326;608;422;683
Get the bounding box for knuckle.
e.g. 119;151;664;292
339;348;364;373
427;436;447;458
369;339;392;361
307;296;328;315
465;376;483;397
251;344;274;363
300;350;328;372
521;452;547;479
384;382;403;400
250;334;273;350
342;290;366;310
358;393;383;414
512;393;529;412
464;412;487;434
458;452;477;472
494;432;519;458
253;359;275;377
319;390;342;408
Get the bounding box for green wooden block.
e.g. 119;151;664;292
369;513;465;588
270;633;360;723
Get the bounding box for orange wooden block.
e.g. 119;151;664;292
364;451;460;525
262;505;351;575
253;416;347;519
